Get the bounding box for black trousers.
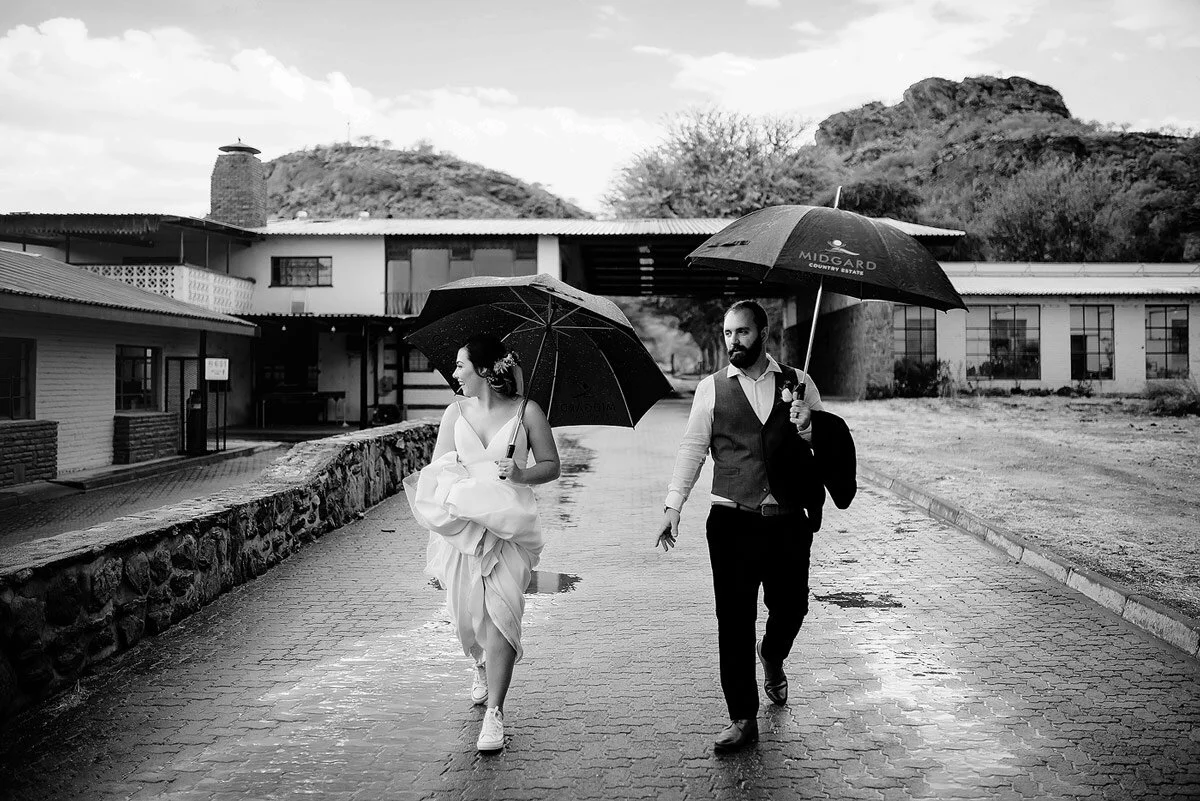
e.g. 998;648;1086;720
705;504;814;720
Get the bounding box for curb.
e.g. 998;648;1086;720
859;462;1200;661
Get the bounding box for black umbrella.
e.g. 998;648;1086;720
686;201;966;395
405;273;672;447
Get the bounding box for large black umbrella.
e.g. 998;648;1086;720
686;202;966;394
405;273;672;437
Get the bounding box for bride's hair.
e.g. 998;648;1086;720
463;335;522;398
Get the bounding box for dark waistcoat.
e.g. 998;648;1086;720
710;366;823;515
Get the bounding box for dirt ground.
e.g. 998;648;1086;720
823;395;1200;620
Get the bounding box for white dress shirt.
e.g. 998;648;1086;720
664;355;824;513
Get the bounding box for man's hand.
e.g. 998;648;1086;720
789;397;812;433
656;507;680;552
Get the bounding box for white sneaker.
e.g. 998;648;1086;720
476;706;505;752
470;662;488;706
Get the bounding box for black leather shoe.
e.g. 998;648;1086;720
758;640;788;705
713;718;759;753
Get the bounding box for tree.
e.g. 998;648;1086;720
977;160;1140;261
819;175;924;220
605;109;841;218
605;109;837;365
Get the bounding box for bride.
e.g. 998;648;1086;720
403;334;560;753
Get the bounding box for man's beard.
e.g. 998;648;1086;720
728;335;763;368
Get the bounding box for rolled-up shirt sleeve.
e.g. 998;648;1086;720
664;376;715;513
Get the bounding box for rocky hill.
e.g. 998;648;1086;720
264;142;591;220
814;76;1200;260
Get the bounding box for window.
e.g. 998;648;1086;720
1146;305;1189;379
893;304;937;363
1070;305;1115;380
271;256;332;287
404;347;431;373
116;346;158;410
966;305;1041;380
0;338;33;419
514;238;537;260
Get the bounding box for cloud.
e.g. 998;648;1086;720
747;0;782;7
596;4;630;22
0;18;658;215
661;0;1045;117
634;44;671;56
791;21;822;36
1036;27;1086;51
1111;0;1200;47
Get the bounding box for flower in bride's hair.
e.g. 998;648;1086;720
492;351;521;373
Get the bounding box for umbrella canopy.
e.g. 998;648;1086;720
686;205;966;311
405;273;672;429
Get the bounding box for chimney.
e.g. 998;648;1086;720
209;139;267;228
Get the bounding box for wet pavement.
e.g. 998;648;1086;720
2;399;1199;800
0;447;288;547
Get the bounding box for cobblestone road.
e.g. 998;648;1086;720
1;401;1198;800
0;448;288;547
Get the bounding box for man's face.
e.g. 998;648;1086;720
724;309;764;368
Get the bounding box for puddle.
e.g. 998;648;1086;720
814;591;903;608
527;571;581;594
428;570;581;595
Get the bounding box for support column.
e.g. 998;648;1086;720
359;323;370;429
536;235;561;280
198;330;209;454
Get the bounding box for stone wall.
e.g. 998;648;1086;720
0;420;437;718
113;412;179;465
0;421;58;488
807;302;895;399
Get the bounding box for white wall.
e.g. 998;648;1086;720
230;235;386;315
0;311;254;472
932;296;1200;394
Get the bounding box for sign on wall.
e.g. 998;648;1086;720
204;357;230;381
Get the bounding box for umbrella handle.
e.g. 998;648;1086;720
499;397;529;480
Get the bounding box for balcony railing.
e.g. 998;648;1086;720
386;291;430;316
79;264;256;315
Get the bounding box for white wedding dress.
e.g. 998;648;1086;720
403;404;543;662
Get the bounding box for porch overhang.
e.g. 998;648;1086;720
0;213;262;248
0;294;258;337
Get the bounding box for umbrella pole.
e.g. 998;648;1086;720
799;277;824;400
796;186;838;400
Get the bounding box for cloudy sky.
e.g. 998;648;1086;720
1;0;1197;217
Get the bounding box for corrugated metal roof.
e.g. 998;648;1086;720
0;212;259;239
244;313;416;321
0;248;258;328
942;262;1200;296
954;276;1200;296
875;218;965;238
255;216;966;239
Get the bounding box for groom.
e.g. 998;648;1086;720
655;299;855;752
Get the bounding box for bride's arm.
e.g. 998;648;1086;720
431;401;460;460
512;400;560;485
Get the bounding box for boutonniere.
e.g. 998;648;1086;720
779;378;798;405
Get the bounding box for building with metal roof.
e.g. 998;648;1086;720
0;249;257;336
0;248;258;487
